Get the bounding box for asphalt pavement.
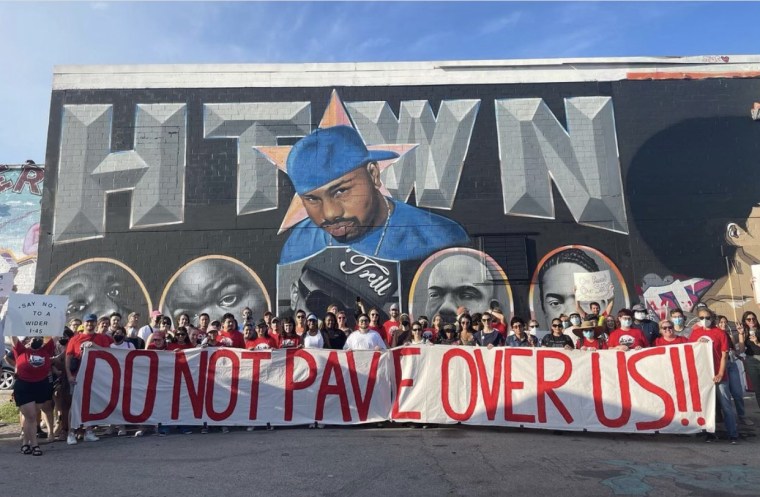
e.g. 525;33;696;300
2;416;760;497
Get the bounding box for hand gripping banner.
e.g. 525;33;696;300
72;344;716;433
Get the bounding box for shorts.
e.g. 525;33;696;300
14;378;54;407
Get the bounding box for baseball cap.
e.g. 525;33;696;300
150;310;162;318
306;313;318;322
286;126;399;196
256;319;267;328
631;304;646;312
84;313;97;322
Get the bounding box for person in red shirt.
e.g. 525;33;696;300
572;320;608;350
607;309;649;351
654;319;688;346
12;335;55;456
65;313;112;445
381;303;401;345
246;320;278;350
490;305;508;338
167;327;193;351
218;313;245;348
690;307;738;442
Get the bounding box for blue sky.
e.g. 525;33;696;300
0;1;757;163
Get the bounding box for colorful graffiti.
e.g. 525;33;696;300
35;74;760;325
0;162;43;314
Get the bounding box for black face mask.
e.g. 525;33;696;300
59;338;69;346
30;337;44;350
113;334;125;343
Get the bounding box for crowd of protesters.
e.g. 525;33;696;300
8;297;757;455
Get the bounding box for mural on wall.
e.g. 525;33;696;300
277;247;400;321
159;256;270;324
0;161;43;314
45;258;151;321
529;246;630;327
36;76;760;325
408;248;513;323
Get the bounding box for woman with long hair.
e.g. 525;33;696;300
457;313;477;346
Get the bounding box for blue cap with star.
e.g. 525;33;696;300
286;125;399;196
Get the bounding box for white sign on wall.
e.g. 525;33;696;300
0;272;12;298
5;293;68;336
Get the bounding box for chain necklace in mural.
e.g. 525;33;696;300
327;195;392;257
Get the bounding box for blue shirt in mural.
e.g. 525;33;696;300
279;198;469;264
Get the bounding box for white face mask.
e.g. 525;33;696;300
634;311;646;321
570;317;581;326
620;318;632;329
529;325;538;331
583;330;595;339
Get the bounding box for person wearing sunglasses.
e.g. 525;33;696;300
168;326;193;351
405;322;432;346
438;324;460;345
505;317;538;347
475;312;505;348
572;320;607;351
457;313;477;346
146;317;172;350
336;311;352;335
343;314;387;351
540;318;574;350
653;320;687;346
738;311;760;413
294;310;308;336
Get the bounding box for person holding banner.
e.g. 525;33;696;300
302;314;327;349
504;317;537;347
541;318;575;349
654;320;688;346
457;313;477;346
572;320;607;350
690;307;739;443
607;309;648;351
12;335;55;456
476;312;505;348
343;314;386;351
278;318;301;349
245;320;278;350
66;313;112;445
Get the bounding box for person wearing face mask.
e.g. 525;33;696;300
690;307;739;443
631;304;660;344
109;326;136;351
527;320;541;337
573;320;607;350
559;314;571;330
669;309;690;337
608;309;649;351
505;317;537;347
11;335;56;456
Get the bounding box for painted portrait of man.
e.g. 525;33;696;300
46;259;151;322
161;256;270;323
279;125;469;264
409;248;513;324
530;246;629;327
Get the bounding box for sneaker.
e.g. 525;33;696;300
84;430;99;442
117;429;127;437
157;425;169;436
200;426;209;434
266;423;274;431
134;430;145;438
705;434;718;443
221;426;230;434
66;432;77;445
246;427;255;432
740;417;755;426
730;437;738;444
181;427;193;435
104;426;115;436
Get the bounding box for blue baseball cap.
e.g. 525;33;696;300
286;126;399;196
84;313;98;322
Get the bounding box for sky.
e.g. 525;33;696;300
0;1;758;163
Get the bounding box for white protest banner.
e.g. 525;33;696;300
0;272;12;298
72;344;715;434
574;270;613;302
5;293;68;336
752;265;760;304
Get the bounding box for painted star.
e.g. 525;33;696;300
254;89;416;234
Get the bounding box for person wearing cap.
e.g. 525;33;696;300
572;320;608;350
279;125;469;265
245;320;278;350
383;304;402;345
632;303;660;344
65;313;112;445
302;314;327;349
438;324;460;345
146;316;173;350
138;310;163;343
218;313;245;348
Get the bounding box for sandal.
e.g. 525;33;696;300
21;444;32;455
31;446;42;456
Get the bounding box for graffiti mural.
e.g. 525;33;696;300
0;162;43;314
34;63;760;325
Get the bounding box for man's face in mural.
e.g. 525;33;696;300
540;262;600;321
425;254;497;324
47;261;148;322
727;205;760;261
300;164;385;243
163;259;267;323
